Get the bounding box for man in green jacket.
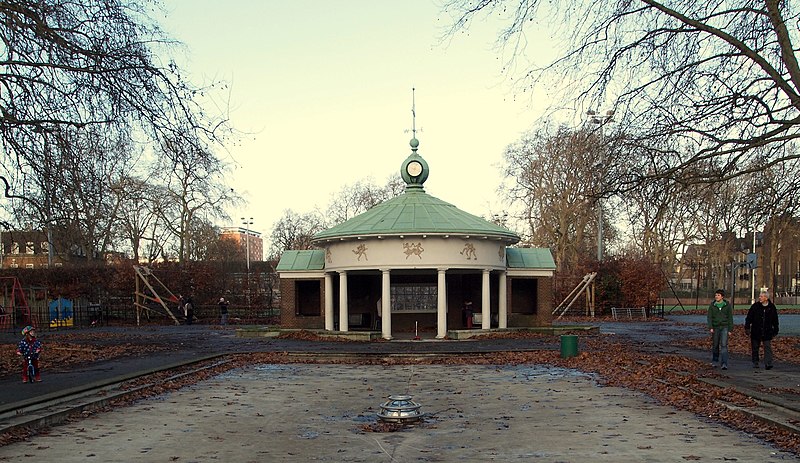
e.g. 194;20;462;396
707;289;734;370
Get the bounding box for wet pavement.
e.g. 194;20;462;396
0;319;797;461
0;326;564;408
1;363;797;462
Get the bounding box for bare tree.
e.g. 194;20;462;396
383;173;406;198
111;175;164;262
188;219;240;262
157;136;235;263
141;197;172;263
202;228;246;264
443;0;800;187
500;124;610;272
4;126;139;261
324;175;404;226
55;128;138;260
0;0;227;216
268;209;324;260
689;174;755;290
619;178;706;266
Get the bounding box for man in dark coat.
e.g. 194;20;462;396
745;291;780;369
218;297;229;325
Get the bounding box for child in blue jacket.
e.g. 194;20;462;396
16;325;43;382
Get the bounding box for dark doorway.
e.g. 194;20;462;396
511;278;538;315
296;280;321;316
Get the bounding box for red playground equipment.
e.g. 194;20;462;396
0;277;35;330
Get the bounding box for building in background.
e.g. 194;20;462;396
672;218;800;305
0;230;64;269
220;227;264;263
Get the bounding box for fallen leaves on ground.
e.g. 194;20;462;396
0;327;798;456
0;341;173;377
756;386;800;395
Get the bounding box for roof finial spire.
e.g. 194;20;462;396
411;87;416;139
410;87;419;152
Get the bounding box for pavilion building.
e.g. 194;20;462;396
277;137;555;339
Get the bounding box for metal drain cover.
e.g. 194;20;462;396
377;394;423;423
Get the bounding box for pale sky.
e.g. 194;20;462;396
160;0;552;248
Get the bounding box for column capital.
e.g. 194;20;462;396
437;267;449;273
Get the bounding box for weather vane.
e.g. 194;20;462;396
405;87;422;137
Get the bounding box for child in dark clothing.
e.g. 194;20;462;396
16;325;43;383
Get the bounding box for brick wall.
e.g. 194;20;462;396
279;278;324;329
537;277;554;326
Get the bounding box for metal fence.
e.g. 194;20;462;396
0;299;280;333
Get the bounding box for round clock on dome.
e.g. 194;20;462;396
406;160;423;177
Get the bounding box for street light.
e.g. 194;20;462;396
241;217;253;272
587;109;615;261
749;230;762;304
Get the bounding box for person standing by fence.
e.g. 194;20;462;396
218;297;229;325
184;295;194;325
707;289;733;370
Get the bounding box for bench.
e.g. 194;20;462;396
611;307;647;320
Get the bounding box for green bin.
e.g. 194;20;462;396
560;335;579;358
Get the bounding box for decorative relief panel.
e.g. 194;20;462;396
403;242;424;259
460;242;477;260
323;238;510;270
352;243;368;261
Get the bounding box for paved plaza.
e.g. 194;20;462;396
0;363;794;462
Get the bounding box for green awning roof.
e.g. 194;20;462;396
312;189;519;243
276;250;325;271
506;248;556;269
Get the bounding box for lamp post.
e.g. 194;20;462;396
241;217;253;272
586;109;614;261
751;230;757;304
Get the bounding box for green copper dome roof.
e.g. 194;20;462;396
312;126;519;244
311;188;520;243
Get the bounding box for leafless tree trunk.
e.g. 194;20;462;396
444;0;800;187
268;209;325;260
500;124;607;272
158;137;234;263
324;175;404;226
1;0;229;226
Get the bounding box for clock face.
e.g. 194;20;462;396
407;160;423;177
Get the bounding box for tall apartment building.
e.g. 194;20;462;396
220;227;263;263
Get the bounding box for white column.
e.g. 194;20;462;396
381;269;392;340
436;268;448;339
482;269;491;330
324;273;334;331
338;271;348;332
498;271;507;329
